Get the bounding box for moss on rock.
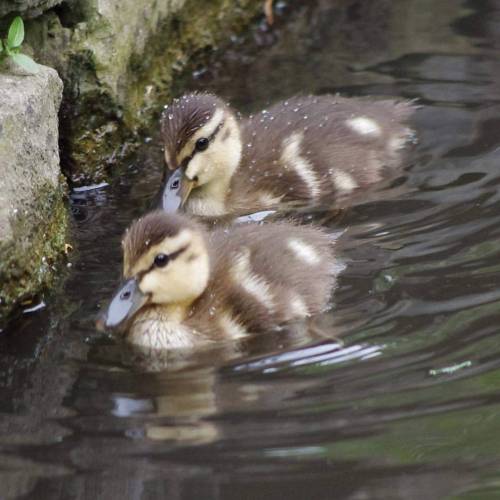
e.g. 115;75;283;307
0;181;68;324
0;66;67;325
23;0;263;183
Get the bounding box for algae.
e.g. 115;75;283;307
0;180;69;325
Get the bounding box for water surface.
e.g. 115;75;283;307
2;0;500;498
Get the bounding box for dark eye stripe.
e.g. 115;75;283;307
136;244;190;282
169;244;189;261
179;119;226;169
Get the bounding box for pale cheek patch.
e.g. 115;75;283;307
287;238;321;265
346;117;381;137
332;170;358;193
231;249;275;311
281;132;321;199
218;311;248;339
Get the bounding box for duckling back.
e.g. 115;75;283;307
232;95;415;212
186;222;338;338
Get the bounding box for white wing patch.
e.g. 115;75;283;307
219;312;248;339
287;238;321;265
281;132;321;199
231;248;275;311
346;116;382;137
332;170;358;193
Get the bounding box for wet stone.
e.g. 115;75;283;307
0;65;67;323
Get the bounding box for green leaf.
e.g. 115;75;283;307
7;17;24;49
10;53;38;73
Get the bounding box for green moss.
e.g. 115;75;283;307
0;179;69;325
58;0;262;182
14;0;262;182
122;0;261;122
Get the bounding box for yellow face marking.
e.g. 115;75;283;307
178;114;243;217
125;229;193;278
127;229;209;307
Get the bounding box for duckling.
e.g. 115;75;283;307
159;92;416;218
99;210;338;350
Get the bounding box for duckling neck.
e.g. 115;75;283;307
187;173;235;217
162;303;190;322
128;302;198;350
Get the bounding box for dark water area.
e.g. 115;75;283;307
2;0;500;498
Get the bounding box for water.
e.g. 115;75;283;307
2;0;500;497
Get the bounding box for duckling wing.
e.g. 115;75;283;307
196;222;339;337
235;95;416;210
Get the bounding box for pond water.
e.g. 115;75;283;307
2;0;500;498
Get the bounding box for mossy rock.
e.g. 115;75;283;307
0;65;68;325
21;0;263;183
0;182;68;324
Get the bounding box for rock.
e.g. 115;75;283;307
0;64;67;323
21;0;263;182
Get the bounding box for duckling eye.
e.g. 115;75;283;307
195;137;209;151
154;253;169;268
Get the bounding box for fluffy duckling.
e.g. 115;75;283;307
99;210;338;350
159;92;416;218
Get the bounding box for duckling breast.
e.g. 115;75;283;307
127;309;204;350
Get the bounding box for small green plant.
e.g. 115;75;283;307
0;16;38;74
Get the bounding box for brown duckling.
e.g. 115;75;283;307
99;210;338;350
159;92;416;218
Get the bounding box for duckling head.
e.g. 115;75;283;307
160;93;242;215
100;211;210;332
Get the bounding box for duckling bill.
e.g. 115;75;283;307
159;92;416;218
160;166;184;213
98;210;339;350
102;278;147;331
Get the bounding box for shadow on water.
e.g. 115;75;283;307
2;0;500;498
